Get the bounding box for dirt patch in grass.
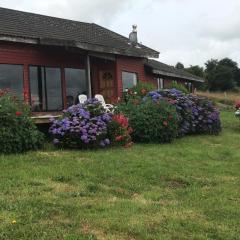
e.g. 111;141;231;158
166;179;190;189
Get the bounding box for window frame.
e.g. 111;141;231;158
29;65;63;112
121;71;138;91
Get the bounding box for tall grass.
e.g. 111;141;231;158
196;91;240;106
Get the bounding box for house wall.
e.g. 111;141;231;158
0;41;86;107
115;56;157;96
0;41;195;110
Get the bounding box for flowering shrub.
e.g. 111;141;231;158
149;89;221;136
107;114;133;147
235;100;240;119
117;99;178;143
122;82;155;103
0;90;44;154
118;86;221;142
49;99;132;149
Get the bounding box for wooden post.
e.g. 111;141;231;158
86;54;92;98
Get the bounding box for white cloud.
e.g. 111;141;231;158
1;0;240;67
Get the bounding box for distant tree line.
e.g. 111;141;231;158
175;58;240;91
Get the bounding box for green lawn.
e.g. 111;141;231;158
0;112;240;240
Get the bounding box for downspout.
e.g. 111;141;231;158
86;54;92;98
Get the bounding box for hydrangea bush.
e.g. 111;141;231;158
0;90;44;154
49;99;132;149
148;89;221;136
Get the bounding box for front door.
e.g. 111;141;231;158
99;70;115;103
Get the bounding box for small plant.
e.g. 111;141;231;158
130;82;156;97
122;82;156;103
0;90;44;154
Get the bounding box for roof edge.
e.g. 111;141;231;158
0;34;159;58
152;69;204;82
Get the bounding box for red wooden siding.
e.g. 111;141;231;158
0;41;86;106
115;56;157;96
0;41;195;110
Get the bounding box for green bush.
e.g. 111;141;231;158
130;82;156;97
169;82;189;94
123;82;156;103
0;91;44;154
117;99;178;143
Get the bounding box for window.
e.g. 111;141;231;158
122;71;137;91
30;66;62;111
0;64;23;98
157;78;164;90
65;68;87;106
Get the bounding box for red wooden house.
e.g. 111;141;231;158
0;7;204;121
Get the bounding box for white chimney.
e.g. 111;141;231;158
129;25;138;46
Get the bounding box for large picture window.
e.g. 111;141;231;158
65;68;87;106
30;66;62;112
0;64;23;98
122;71;138;91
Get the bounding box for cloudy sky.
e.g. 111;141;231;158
1;0;240;67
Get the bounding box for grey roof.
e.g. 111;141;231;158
145;59;204;82
0;7;159;58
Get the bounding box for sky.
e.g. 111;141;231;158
1;0;240;68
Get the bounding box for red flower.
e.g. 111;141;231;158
235;100;240;109
115;135;123;142
163;121;168;126
112;114;129;129
168;115;173;120
15;111;22;117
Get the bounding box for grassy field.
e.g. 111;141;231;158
0;112;240;240
196;91;240;106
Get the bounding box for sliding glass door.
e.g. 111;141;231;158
65;68;87;107
30;66;62;112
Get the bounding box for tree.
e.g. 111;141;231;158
185;65;206;90
218;58;240;87
185;65;204;78
175;62;184;70
205;59;236;91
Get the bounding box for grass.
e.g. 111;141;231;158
196;91;240;106
0;112;240;240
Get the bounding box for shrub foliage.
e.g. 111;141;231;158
49;99;132;149
118;86;221;143
117;99;178;143
0;90;44;154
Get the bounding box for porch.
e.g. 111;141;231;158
0;42;122;123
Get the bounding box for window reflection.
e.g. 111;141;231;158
30;66;62;111
122;71;138;91
0;64;23;98
65;68;87;106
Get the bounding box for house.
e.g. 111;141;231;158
0;7;204;121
